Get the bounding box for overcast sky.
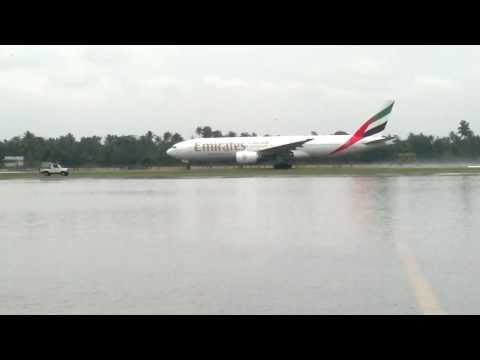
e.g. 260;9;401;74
1;45;479;140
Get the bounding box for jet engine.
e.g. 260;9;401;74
235;151;259;164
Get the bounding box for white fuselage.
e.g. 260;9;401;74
167;134;385;163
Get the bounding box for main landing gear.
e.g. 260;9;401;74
273;163;293;170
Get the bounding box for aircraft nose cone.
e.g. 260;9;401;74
166;147;176;157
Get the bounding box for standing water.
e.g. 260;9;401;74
1;176;480;314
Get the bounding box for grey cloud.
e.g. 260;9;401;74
1;45;480;139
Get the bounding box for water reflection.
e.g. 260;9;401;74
0;176;480;314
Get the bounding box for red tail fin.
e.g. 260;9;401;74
331;100;395;155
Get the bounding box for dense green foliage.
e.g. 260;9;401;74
1;121;480;167
0;131;184;167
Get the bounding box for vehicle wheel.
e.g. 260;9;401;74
61;172;69;176
44;172;51;176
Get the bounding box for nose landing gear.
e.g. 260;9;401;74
182;160;191;170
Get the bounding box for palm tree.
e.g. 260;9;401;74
163;131;172;143
171;133;184;144
202;126;212;138
458;120;474;139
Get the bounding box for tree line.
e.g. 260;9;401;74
0;131;183;167
0;127;259;168
1;121;479;167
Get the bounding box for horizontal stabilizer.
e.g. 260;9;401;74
364;135;396;146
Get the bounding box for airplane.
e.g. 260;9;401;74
166;100;395;169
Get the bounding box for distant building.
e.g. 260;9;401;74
3;156;24;168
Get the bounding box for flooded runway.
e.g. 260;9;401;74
1;176;480;314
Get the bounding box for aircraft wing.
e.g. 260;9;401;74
258;138;314;156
